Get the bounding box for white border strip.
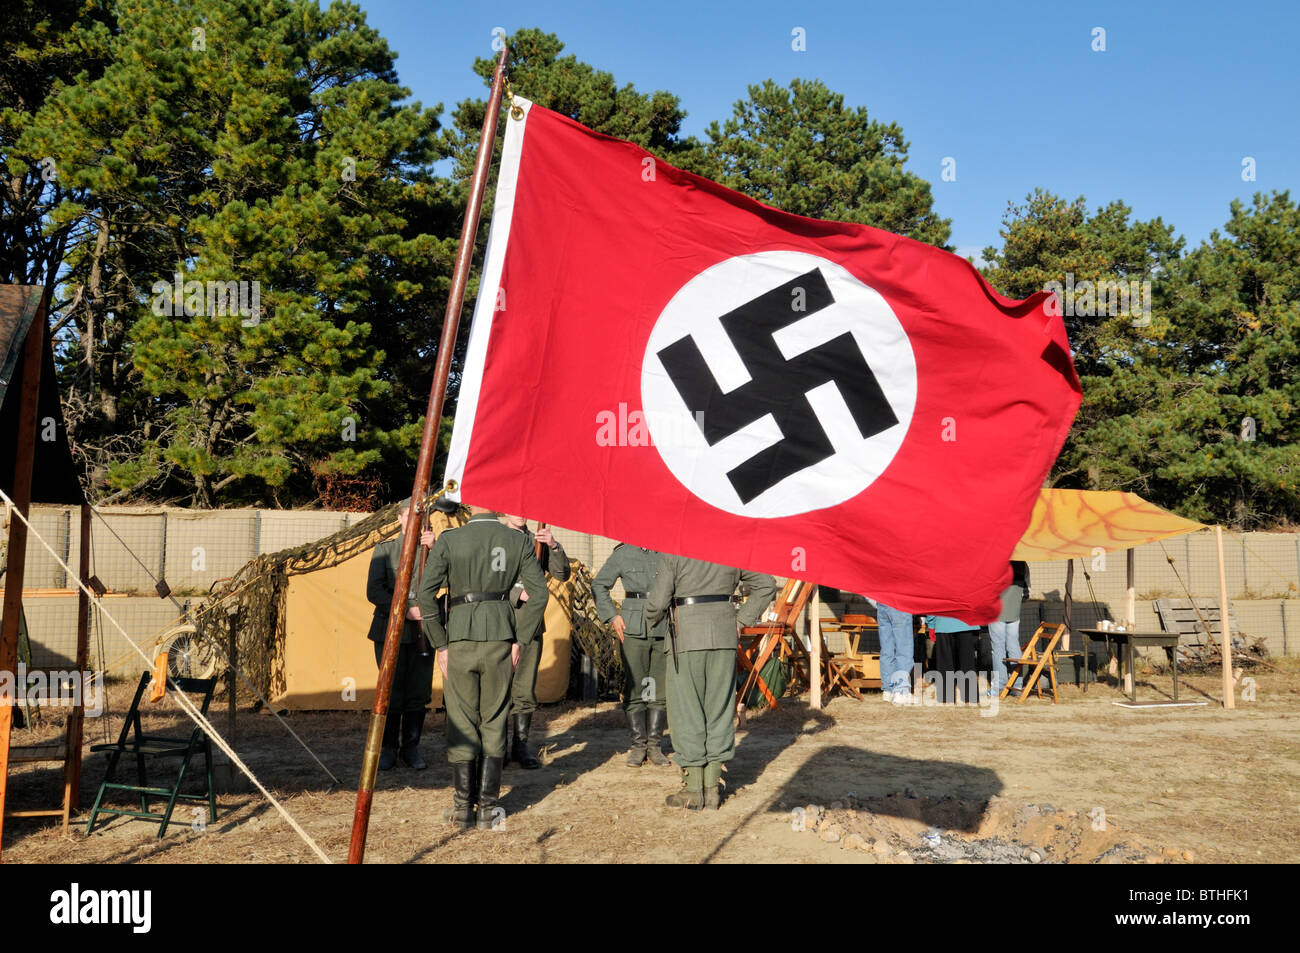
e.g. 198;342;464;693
442;96;534;500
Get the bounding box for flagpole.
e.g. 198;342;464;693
348;44;511;865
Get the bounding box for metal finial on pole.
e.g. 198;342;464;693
347;44;512;864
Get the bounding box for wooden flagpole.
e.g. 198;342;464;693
348;45;511;864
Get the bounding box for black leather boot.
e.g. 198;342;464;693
625;709;647;767
645;708;671;766
443;760;477;828
510;713;541;769
379;711;400;771
399;709;427;770
476;756;505;830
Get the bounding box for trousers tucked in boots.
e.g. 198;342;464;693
703;761;723;810
665;765;704;809
476;756;504;830
399;709;427;770
444;760;478;828
625;709;648;766
645;708;670;766
510;712;541;769
379;711;400;771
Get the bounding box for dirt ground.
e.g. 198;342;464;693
5;666;1298;864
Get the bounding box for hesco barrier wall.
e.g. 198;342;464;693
14;506;1299;671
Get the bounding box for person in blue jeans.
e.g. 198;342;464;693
875;603;914;703
987;561;1030;695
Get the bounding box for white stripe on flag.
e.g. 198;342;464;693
442;96;534;500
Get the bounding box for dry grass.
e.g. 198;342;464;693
5;669;1299;864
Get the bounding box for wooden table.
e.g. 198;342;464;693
1078;629;1181;703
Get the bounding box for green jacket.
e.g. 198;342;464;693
365;536;423;644
591;543;669;639
645;555;777;652
417;513;548;650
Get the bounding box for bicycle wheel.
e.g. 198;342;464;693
157;624;222;681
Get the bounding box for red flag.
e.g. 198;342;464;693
445;98;1080;621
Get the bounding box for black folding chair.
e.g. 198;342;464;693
86;671;218;837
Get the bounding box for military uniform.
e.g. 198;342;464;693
646;556;775;810
418;511;547;829
366;535;435;770
592;544;670;766
506;525;569;768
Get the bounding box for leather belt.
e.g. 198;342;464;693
673;594;732;607
447;590;509;609
623;591;649;600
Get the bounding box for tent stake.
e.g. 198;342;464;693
347;45;512;864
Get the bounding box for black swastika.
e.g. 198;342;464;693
657;267;898;503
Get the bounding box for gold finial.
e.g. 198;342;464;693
504;75;524;120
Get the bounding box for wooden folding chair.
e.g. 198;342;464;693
998;623;1068;704
86;671;218;837
736;579;812;711
824;614;880;699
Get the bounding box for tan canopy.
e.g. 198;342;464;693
1012;489;1205;562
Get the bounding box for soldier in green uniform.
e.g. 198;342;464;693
365;501;436;771
503;515;569;769
646;555;776;810
418;505;547;829
592;543;670;767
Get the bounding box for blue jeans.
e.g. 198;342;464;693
988;620;1021;692
876;605;914;696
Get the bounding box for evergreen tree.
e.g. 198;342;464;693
697;78;951;248
1149;192;1299;527
21;0;449;506
982;189;1298;528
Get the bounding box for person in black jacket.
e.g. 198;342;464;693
503;515;570;769
365;501;435;770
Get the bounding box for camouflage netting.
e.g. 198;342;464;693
203;501;405;701
201;501;624;703
559;561;625;696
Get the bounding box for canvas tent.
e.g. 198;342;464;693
212;508;575;711
1011;488;1235;703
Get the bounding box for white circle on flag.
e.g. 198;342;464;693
640;250;917;518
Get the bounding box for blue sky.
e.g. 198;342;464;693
353;0;1298;261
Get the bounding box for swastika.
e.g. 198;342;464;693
656;267;898;503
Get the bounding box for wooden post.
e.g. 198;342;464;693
227;607;239;744
61;503;92;830
1215;526;1235;710
810;585;822;710
1063;560;1073;651
1126;548;1136;628
0;300;45;861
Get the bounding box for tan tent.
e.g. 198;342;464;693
272;512;572;710
1009;489;1235;705
1012;489;1206;562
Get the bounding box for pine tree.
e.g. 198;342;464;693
21;0;450;506
696;78;951;248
